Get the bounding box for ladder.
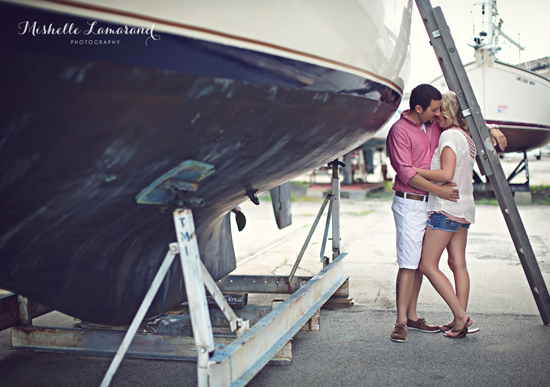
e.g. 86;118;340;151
415;0;550;324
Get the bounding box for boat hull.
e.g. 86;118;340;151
0;0;409;325
432;60;550;153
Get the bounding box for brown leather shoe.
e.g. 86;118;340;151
391;323;408;342
407;317;440;332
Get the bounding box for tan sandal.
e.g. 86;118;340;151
441;318;478;333
444;317;470;339
440;322;453;332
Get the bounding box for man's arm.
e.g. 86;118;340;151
386;127;418;187
408;173;459;202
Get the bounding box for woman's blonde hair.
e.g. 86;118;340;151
441;91;469;134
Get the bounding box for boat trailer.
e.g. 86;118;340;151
1;159;351;387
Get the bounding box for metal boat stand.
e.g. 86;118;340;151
217;158;353;308
8;158;351;387
473;150;530;193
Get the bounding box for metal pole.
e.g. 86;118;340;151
199;259;249;337
320;195;334;265
330;160;342;260
173;209;216;386
415;0;550;324
288;194;331;282
100;246;178;387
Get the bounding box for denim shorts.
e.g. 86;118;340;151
427;212;470;232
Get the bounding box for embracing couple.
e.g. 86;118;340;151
386;84;507;342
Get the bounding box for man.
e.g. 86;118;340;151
386;84;506;343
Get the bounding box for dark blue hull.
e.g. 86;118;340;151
0;2;401;325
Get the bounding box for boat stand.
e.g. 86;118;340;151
473;150;530;193
218;158;353;309
8;158;351;386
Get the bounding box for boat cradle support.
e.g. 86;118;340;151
95;205;348;386
8;218;348;386
8;158;350;386
473;150;530;193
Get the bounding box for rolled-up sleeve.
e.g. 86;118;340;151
386;127;417;185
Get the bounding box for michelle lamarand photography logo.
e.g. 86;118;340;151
18;20;161;46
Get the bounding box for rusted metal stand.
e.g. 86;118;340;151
220;163;353;305
9;164;351;386
99;209;249;386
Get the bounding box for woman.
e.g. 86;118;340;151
413;91;478;339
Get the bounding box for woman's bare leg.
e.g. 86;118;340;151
419;227;468;330
447;227;470;311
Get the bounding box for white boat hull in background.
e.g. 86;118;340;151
432;60;550;153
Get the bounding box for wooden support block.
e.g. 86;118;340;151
0;292;52;332
323;296;354;308
300;309;320;331
333;278;350;297
322;278;353;307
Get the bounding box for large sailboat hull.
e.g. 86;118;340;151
0;0;411;325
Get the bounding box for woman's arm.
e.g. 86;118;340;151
408;174;459;201
413;146;456;182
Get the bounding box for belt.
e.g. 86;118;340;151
395;191;428;202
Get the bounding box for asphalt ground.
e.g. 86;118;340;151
1;154;550;386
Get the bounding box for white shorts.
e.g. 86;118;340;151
391;195;429;269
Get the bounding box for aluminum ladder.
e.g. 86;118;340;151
415;0;550;324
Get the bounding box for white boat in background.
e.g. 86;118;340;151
431;1;550;154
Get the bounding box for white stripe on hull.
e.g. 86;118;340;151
6;0;412;92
